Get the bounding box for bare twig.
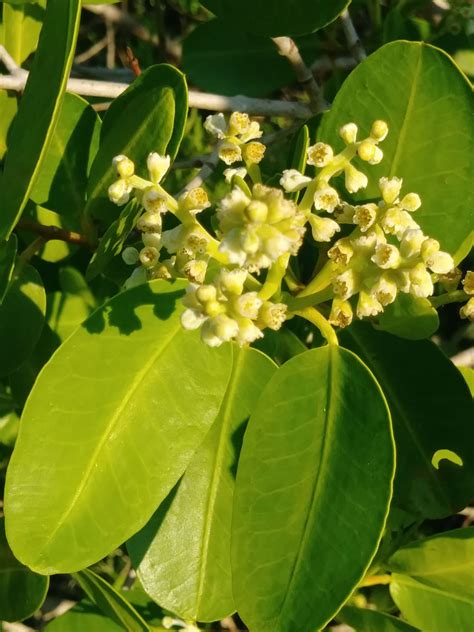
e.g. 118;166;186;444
272;36;328;112
310;54;356;75
125;46;141;77
83;3;159;45
0;44;26;76
17;219;91;247
179;149;220;193
340;9;367;63
75;36;109;64
105;19;116;69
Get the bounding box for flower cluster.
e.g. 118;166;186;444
460;271;474;321
106;113;459;347
204;111;266;167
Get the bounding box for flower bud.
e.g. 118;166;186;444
356;291;384;318
420;238;440;261
370;120;389;141
245;200;268;223
147;152;170;184
308;215;340;242
258;301;287;330
368;146;384;165
313;185;340;212
218;268;247;295
307;142;334;167
235;318;263;346
329;298;353;328
142;232;162;250
400;228;425;258
136;210;162;233
409;263;434;298
204;113;227;139
181;308;206;330
112;154;135;178
242;141;266;164
213;314;240;342
183;259;207;284
108;179;131;206
426;251;454;275
379;176;403;204
219;141;242;165
371;244;401;269
236;292;262;319
200;319;223;347
460;297;474;321
400;192;421;212
196;284;217;304
122;246;139;265
357;140;376;162
279;169;312;192
339;122;358;145
344;163;368;193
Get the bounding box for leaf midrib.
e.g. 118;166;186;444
36;318;182;560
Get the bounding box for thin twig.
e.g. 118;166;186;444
84;3;159;45
105;19;116;69
75;36;108;64
17;219;91;247
0;44;26;76
272;36;328;112
19;237;47;265
125;46;141;77
340;9;367;63
179;149;220;194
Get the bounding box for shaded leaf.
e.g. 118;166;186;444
338;605;419;632
375;294;439;340
0;233;17;304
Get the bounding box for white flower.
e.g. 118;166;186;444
139;246;160;268
400;228;425;258
183;259;207;284
212;314;240;342
108;179;131;206
339;122;358;145
122;247;139;265
235;292;262;319
200;319;224;347
142;187;168;214
409;263;434;298
308;215;340;242
368;146;384;165
112;154;135;178
371;244;401;269
239;120;263;142
280;169;311;192
353;204;377;232
228;112;250;135
258;302;287;330
371;274;398;306
329;298;353;328
425;251;454;275
235;319;263;346
370;120;389;141
307;142;334;167
242;141;266;164
217;268;247;295
204;113;227;139
313;185;340;212
344;163;368;193
181;308;206;330
142;232;162;250
356;291;384;318
380;208;418;239
147;152;170;184
224;167;247;183
178;187;210;214
333;269;358;300
218;141;242;165
136;210;162;233
328;238;354;266
379;176;403;204
357;140;377;163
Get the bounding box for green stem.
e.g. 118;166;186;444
430;290;468;308
259;254;289;301
246;162;262;184
297;259;334;298
294;306;339;346
358;573;391;588
286;285;333;311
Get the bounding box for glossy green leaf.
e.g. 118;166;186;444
1;0;45;65
318;41;474;257
0;518;48;623
19;205;76;263
45;601;123;632
128;346;276;622
389;527;474;598
0;91;17;161
30;93;101;220
459;367;474;396
182;19;295;97
0;0;82;240
340;322;474;518
74;569;149;632
201;0;350;37
0;264;46;377
338;606;419;632
390;573;474;632
5;280;233;574
0;233;17;304
86;199;143;280
375;294;439;340
46;291;93;341
253;326;306;365
85;64;187;221
232;346;394;632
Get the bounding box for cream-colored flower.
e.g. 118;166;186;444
308;215;340;242
379;177;403;205
329;298;353;328
339;122;358;145
344;163;368;193
280;169;311;193
108;179;132;206
462;271;474;295
313;185;340;213
307;142;334;168
147;153;170;183
113;154;135;179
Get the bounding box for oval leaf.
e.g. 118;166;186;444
0;0;82;240
201;0;350;37
0;234;17;304
85;64;187;222
128;346;277;622
338;606;419;632
318;41;474;257
5;280;233;574
340;322;474;518
0;264;46;377
232;346;394;632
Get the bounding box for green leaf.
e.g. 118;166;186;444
128;346;276;622
182;19;295;97
19;204;77;263
30;93;101;220
74;569;149;632
340;322;474;518
86;199;143;280
390;573;474;632
338;605;419;632
232;346;394;632
5;280;233;574
46;291;93;340
318;41;474;257
253;326;306;365
375;294;439;340
45;601;123;632
0;0;82;240
0;264;46;377
459;367;474;396
85;64;188;222
0;518;48;623
0;234;17;304
0;90;18;161
1;0;45;65
201;0;350;37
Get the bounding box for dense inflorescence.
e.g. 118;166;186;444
107;112;461;347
